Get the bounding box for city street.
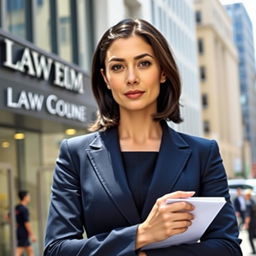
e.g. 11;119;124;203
240;229;255;255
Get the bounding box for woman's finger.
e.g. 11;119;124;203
160;201;194;212
157;191;195;205
168;212;194;221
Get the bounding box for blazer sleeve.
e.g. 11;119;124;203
144;140;242;256
44;139;139;256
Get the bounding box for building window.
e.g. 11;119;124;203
202;94;208;108
77;0;94;71
200;66;206;81
57;0;72;62
59;17;70;43
198;38;204;54
6;0;26;39
203;120;210;134
195;10;201;24
35;0;51;52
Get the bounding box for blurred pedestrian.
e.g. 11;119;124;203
244;189;256;255
15;190;36;256
44;18;241;256
234;187;246;229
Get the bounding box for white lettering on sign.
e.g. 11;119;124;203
6;87;86;122
7;87;44;111
4;39;19;70
18;48;36;76
54;61;83;94
32;51;53;80
46;94;86;122
3;38;84;94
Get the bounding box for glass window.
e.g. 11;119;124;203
6;0;26;39
200;66;206;81
0;127;41;254
77;0;92;71
198;38;204;54
202;94;208;108
203;120;210;134
57;0;72;62
35;0;51;52
195;10;201;24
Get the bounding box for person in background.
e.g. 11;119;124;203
244;189;256;255
233;187;246;229
16;190;36;256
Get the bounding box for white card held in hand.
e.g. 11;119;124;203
142;197;226;250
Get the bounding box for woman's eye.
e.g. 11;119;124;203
139;61;152;68
111;64;123;71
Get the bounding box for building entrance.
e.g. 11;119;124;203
0;125;86;255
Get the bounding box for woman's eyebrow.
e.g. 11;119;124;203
134;53;154;60
108;53;154;63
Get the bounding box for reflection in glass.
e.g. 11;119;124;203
0;169;11;255
77;0;92;71
0;128;18;256
58;0;72;62
6;0;26;39
35;0;51;52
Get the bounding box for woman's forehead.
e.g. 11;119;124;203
105;35;154;60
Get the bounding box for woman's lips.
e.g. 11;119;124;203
124;90;145;99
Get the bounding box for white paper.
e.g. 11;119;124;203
142;197;226;250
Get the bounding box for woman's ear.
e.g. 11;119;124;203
101;68;111;89
160;71;166;83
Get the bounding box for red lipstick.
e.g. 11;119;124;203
124;90;145;99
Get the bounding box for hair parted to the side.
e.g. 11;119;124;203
89;18;183;131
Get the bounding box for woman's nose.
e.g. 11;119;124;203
127;67;139;85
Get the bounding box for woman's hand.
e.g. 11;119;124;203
136;191;195;249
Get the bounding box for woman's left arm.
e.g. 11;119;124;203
143;140;242;256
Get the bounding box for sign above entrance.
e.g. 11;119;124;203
6;87;86;122
3;38;83;94
0;30;97;128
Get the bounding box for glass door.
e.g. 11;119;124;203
36;166;54;256
0;164;16;256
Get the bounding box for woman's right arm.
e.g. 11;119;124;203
44;139;139;256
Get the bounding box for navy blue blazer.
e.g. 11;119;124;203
44;122;242;256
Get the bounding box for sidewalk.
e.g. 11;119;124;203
240;229;255;255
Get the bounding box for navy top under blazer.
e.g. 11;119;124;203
44;121;242;256
122;152;158;215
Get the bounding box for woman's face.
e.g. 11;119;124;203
102;35;165;114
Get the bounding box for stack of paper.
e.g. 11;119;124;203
142;197;226;250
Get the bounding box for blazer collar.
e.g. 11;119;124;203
87;127;141;225
87;122;192;223
141;122;192;219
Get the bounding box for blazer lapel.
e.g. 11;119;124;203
86;127;141;225
141;122;192;220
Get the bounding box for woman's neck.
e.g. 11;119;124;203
118;111;162;151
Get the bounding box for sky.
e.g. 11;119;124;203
220;0;256;53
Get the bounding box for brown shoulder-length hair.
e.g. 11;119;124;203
89;18;183;131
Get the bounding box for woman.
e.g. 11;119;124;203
44;19;242;256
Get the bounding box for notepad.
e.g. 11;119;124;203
142;197;226;250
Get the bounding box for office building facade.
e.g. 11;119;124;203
225;3;256;176
0;1;96;255
195;0;244;177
